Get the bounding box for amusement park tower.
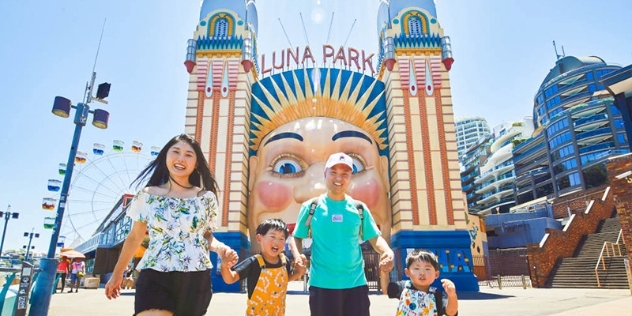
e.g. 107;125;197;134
182;0;256;291
184;0;478;291
376;0;478;290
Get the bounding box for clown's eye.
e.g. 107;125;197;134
269;154;307;178
273;159;302;174
348;153;366;175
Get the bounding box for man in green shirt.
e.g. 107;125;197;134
291;152;394;316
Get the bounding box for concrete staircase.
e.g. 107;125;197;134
547;217;629;289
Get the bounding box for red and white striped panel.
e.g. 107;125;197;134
196;59;209;91
227;59;240;90
397;56;410;87
211;59;224;89
412;56;426;89
429;56;443;89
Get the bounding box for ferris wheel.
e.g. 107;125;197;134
42;140;159;246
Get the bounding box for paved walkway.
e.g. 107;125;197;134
46;282;632;315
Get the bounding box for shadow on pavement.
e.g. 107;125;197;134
287;290;309;295
457;291;514;300
274;290;515;300
362;290;514;300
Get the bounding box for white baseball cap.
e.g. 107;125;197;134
325;152;353;170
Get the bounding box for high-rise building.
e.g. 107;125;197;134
513;56;629;205
455;117;491;158
460;134;492;212
473;117;533;214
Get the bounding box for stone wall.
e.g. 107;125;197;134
527;190;615;287
607;154;632;270
551;185;609;219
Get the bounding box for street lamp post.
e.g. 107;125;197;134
29;72;111;316
0;204;20;256
23;229;40;262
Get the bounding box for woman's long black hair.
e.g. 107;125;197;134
131;134;219;195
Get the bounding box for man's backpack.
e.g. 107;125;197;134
303;197;365;239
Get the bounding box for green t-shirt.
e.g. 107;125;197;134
293;194;381;289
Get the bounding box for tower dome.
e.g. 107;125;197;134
245;1;258;33
377;0;390;35
539;55;606;88
199;0;258;34
388;0;437;20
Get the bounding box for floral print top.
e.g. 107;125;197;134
396;281;439;316
127;190;219;272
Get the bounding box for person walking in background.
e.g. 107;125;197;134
220;218;306;315
104;134;239;316
68;258;85;293
381;249;459;316
290;152;395;316
55;255;70;293
121;265;135;289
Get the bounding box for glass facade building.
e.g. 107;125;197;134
513;56;629;204
456;117;491;158
472;118;534;214
460;134;492;212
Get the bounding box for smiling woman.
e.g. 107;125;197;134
247;68;391;250
104;134;239;316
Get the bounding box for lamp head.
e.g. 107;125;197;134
92;109;110;129
52;96;72;118
96;82;111;99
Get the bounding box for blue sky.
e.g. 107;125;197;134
0;0;630;253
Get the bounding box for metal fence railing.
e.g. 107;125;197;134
479;274;532;289
473;249;533;289
362;249;380;290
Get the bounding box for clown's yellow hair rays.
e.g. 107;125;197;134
250;68;387;153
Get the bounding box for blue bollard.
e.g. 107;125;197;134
28;258;57;316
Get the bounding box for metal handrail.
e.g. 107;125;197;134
615;229;623;244
594;229;624;288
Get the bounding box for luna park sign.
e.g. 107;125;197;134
260;44;375;75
